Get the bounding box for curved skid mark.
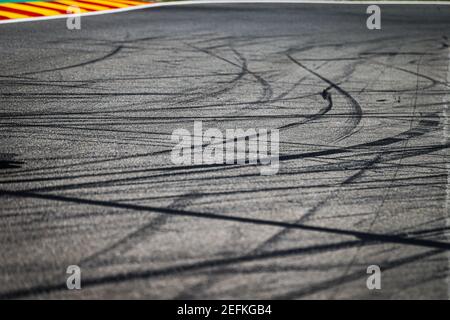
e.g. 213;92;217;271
18;45;123;76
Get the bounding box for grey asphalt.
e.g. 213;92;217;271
0;2;449;299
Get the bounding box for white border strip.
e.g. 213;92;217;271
0;0;449;25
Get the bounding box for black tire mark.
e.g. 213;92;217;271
286;53;363;141
18;46;124;76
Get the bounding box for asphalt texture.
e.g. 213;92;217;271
0;3;450;299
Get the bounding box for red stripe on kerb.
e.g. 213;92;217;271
23;3;69;14
0;6;42;17
71;0;118;9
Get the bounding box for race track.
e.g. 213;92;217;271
0;2;449;299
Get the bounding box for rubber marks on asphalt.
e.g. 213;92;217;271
0;0;149;20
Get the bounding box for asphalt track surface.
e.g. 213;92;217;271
0;2;450;299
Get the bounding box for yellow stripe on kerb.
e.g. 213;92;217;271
0;9;28;18
84;0;130;8
111;0;147;6
56;0;111;11
0;3;61;16
30;2;89;13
